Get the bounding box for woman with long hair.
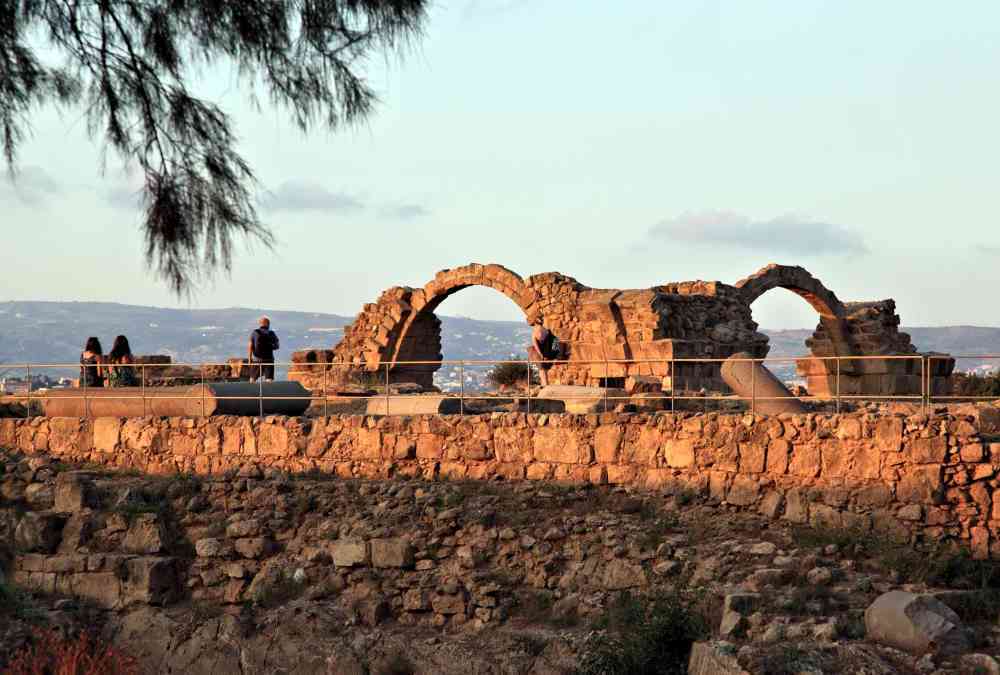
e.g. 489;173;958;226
106;335;139;387
80;337;105;388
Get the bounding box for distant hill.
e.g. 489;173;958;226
1;301;997;382
764;326;1000;358
0;301;529;381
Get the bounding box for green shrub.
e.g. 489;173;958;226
952;372;1000;399
486;360;538;389
579;591;708;675
790;524;1000;589
0;582;38;621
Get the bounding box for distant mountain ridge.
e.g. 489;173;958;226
2;302;999;378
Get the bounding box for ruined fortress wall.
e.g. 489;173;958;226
291;262;951;397
3;411;999;557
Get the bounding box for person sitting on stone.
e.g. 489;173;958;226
79;336;105;388
105;335;139;387
527;316;558;387
248;316;280;382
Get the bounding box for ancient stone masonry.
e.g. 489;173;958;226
4;407;1000;558
290;262;953;397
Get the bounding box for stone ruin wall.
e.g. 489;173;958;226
290;262;952;397
3;408;999;558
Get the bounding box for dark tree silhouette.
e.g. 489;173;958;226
0;0;427;293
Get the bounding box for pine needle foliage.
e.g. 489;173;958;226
0;0;427;294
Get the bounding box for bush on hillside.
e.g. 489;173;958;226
486;360;538;389
952;371;1000;399
578;591;708;675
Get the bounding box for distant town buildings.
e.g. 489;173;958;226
0;375;72;394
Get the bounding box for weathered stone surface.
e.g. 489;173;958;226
331;539;369;567
602;559;647;590
195;538;224;558
687;641;749;675
370;538;414;568
664;439;695;468
234;538;272;559
15;512;65;553
4;407;1000;559
123;514;167;555
54;473;97;513
864;591;971;656
124;557;179;606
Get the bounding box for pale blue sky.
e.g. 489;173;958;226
3;0;999;329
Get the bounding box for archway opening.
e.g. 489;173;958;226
749;288;831;387
392;285;532;391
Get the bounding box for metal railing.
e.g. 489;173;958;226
1;354;997;419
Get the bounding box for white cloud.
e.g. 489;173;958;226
379;203;429;221
1;166;60;205
647;210;868;256
262;180;364;212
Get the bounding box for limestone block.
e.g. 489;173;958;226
431;593;466;615
123;514;167;555
331;539;369;567
533;428;588;464
123;556;179;606
664;439;694;468
536;385;627;414
370;538;414;568
687;642;749;675
366;396;461;416
726;476;760;506
234;538;272;559
93;417;121;452
54;473;98;513
909;436;947;463
71;571;122;609
594;425;622;463
15;512;66;553
195;538;225;558
602;559;647;590
865;591;971;656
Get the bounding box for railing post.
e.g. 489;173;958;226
258;368;263;419
201;365;206;417
141;363;146;416
750;355;756;416
460;360;465;417
25;364;30;419
384;362;390;416
323;365;329;418
526;358;531;414
922;355;929;412
604;359;609;413
670;358;675;412
83;361;89;420
835;358;841;414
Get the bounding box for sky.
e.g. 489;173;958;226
3;0;1000;330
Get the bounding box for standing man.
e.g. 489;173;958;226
528;316;557;387
248;316;280;382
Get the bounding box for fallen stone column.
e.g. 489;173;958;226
365;396;462;416
535;385;630;413
720;352;805;415
38;382;312;417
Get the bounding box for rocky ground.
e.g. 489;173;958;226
3;449;1000;674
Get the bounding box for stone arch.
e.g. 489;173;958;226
734;264;846;319
734;263;858;383
386;264;538;386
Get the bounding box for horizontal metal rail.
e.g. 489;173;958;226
1;354;997;418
